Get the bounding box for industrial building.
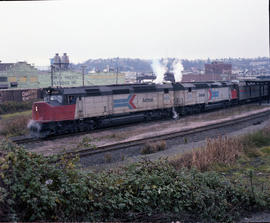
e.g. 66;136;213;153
182;61;235;82
0;55;125;89
205;62;232;75
0;61;42;89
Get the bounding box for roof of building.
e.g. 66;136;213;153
0;63;14;72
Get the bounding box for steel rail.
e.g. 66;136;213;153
63;109;270;159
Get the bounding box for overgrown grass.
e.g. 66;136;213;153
170;136;243;171
0;113;31;136
0;101;33;115
169;126;270;202
241;127;270;157
76;136;97;150
0;140;269;222
1;110;32;120
170;127;270;172
0;101;33;136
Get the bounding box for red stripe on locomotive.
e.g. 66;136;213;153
32;102;75;122
231;89;238;99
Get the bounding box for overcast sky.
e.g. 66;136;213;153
0;0;268;65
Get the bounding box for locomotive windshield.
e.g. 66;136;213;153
44;95;63;104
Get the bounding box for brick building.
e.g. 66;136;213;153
205;62;232;75
182;61;234;82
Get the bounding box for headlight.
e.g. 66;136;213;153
35;106;38;112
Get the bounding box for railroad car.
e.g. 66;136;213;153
0;88;42;103
173;83;208;115
238;82;268;102
29;81;269;138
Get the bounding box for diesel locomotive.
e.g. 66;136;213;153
29;81;269;138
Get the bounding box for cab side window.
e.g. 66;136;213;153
68;95;76;104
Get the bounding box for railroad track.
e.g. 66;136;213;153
11;103;270;145
11;108;270;163
11;118;172;145
11;131;86;145
63;108;270;160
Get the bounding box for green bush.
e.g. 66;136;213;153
0;140;269;222
0;101;33;115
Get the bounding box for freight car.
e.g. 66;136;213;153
0;88;42;103
29;81;269;138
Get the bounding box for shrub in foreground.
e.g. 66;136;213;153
0;140;269;222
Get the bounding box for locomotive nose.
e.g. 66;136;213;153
32;101;47;121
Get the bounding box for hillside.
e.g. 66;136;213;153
72;57;270;75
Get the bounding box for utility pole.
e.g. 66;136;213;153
82;65;86;86
116;57;119;85
50;65;54;87
268;0;270;103
59;65;62;87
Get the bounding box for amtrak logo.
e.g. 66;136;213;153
208;89;219;100
113;94;136;109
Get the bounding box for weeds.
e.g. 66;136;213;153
104;153;112;163
170;136;243;171
141;140;167;154
100;132;127;141
261;146;270;154
240;128;270;158
241;128;270;149
76;136;96;149
0;115;30;136
0;101;33;115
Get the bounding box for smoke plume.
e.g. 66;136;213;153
172;59;183;82
151;59;167;84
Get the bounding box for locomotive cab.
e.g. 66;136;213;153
30;88;77;137
32;88;76;123
44;94;64;105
